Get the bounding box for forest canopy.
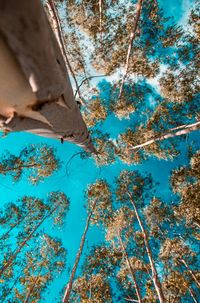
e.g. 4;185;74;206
0;0;199;302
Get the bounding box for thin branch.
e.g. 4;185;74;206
124;298;139;302
118;0;143;100
128;121;200;151
46;0;85;105
64;152;84;176
74;75;106;99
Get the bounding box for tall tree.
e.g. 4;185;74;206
63;180;112;302
116;170;165;303
0;144;60;184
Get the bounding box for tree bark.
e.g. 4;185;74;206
118;0;143;99
118;233;143;303
62;200;98;303
129;121;200;151
127;192;165;303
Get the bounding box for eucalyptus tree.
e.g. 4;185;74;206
106;207;144;303
0;192;69;278
70;273;112;303
171;150;200;230
13;235;66;303
0;144;60;184
116;170;165;303
160;238;200;300
63;180;113;302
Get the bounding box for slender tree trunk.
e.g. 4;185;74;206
0;206;58;277
129;121;200;151
118;0;143;99
124;298;141;302
46;0;85;105
118;233;143;303
181;259;200;288
99;0;103;41
188;287;198;303
62;200;98;303
127;192;165;303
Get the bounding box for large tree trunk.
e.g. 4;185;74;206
62;200;98;303
129;121;200;151
0;0;95;153
118;233;143;303
128;192;165;303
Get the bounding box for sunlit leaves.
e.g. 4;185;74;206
0;144;60;184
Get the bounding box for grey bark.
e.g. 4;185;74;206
0;0;95;153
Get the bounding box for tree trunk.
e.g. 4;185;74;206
99;0;103;41
46;0;85;105
181;258;200;288
0;206;58;277
118;0;143;99
129;121;200;151
118;233;143;303
188;287;198;303
127;192;165;303
62;200;98;303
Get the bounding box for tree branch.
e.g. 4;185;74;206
128;121;200;151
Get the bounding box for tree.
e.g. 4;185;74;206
62;180;113;302
106;207;143;303
116;170;165;303
160;238;200;289
0;144;60;184
14;235;66;303
171;150;200;230
0;192;69;277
